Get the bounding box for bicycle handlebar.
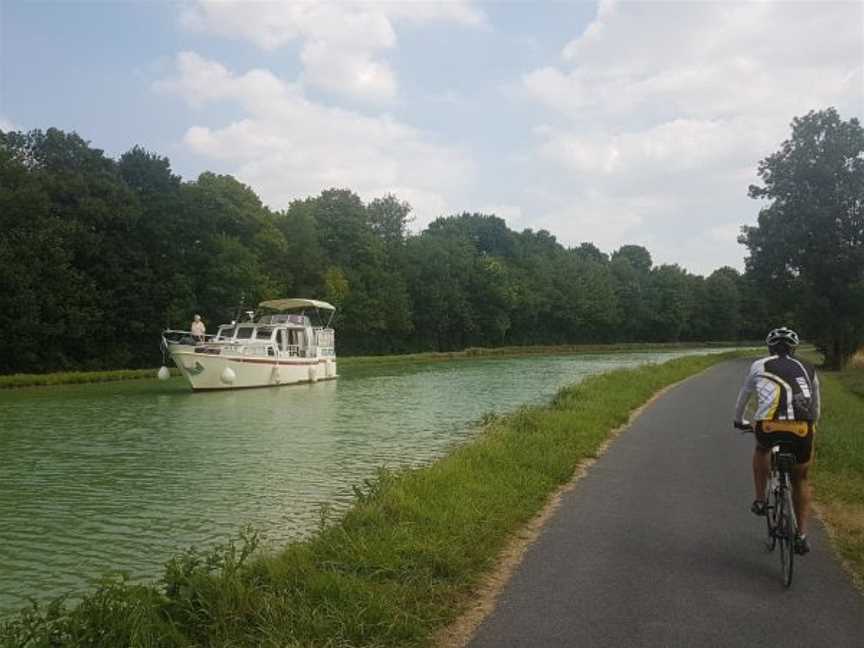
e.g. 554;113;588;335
734;420;754;433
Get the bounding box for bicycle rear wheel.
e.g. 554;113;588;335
765;486;778;552
765;494;777;552
778;485;795;587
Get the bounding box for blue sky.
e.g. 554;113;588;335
3;1;862;275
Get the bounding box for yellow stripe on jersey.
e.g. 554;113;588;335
767;386;781;419
760;371;794;420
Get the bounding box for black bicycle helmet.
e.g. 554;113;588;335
766;326;800;347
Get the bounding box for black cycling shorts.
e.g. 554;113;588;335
755;421;814;464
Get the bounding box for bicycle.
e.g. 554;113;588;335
735;421;798;587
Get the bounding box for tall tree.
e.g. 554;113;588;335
643;264;693;341
701;267;743;341
366;194;413;247
741;108;864;368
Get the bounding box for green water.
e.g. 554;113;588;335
0;350;721;615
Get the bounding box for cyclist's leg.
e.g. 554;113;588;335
753;444;770;502
791;426;814;536
791;461;811;535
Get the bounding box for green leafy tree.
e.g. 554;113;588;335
199;234;275;325
1;129;145;368
366;194;413;247
610;245;652;341
117;146;194;340
644;264;693;341
612;245;652;274
573;242;608;264
0;135;100;371
404;233;476;350
275;199;325;297
295;189;413;353
323;267;350;308
701;267;743;341
741;108;864;368
570;257;619;342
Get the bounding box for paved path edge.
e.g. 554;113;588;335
433;365;716;648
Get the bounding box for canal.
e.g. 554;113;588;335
0;349;721;615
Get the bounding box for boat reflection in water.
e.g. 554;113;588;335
161;298;337;390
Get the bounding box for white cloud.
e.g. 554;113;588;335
0;116;16;132
535;190;663;253
537;117;772;181
156;52;472;226
478;204;523;224
180;1;485;102
519;0;863;274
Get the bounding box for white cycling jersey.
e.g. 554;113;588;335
734;354;821;423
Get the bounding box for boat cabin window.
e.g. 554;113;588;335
260;313;309;326
235;326;254;339
216;326;236;340
256;327;274;340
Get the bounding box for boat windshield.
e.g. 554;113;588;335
259;313;310;326
216;325;236;340
235;326;254;339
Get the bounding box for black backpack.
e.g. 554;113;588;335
791;373;816;421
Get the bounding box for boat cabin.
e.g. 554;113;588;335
162;297;337;389
196;298;336;360
213;320;311;357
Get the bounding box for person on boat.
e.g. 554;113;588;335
191;314;206;342
733;326;820;555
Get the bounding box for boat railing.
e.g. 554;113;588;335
283;345;302;357
165;331;322;360
314;329;335;345
236;343;310;359
162;329;218;345
240;342;279;358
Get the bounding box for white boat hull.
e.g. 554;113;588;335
170;350;338;390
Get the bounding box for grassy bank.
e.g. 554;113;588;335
0;341;749;389
812;365;864;587
0;368;178;389
339;341;749;368
0;351;745;647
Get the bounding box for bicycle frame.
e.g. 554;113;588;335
766;445;798;587
735;422;799;587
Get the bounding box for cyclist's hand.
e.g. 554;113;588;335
734;420;753;432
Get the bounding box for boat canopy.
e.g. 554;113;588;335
258;298;336;311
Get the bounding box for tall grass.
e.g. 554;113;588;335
0;352;746;647
812;367;864;585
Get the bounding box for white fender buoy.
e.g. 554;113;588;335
272;365;281;384
220;367;236;385
157;366;171;381
308;366;318;383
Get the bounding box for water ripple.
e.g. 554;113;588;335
0;350;719;615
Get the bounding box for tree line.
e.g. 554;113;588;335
1;108;860;373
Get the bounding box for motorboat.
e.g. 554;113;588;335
161;298;337;390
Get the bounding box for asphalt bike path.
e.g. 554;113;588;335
469;359;864;648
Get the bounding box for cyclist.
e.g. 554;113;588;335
733;326;820;555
